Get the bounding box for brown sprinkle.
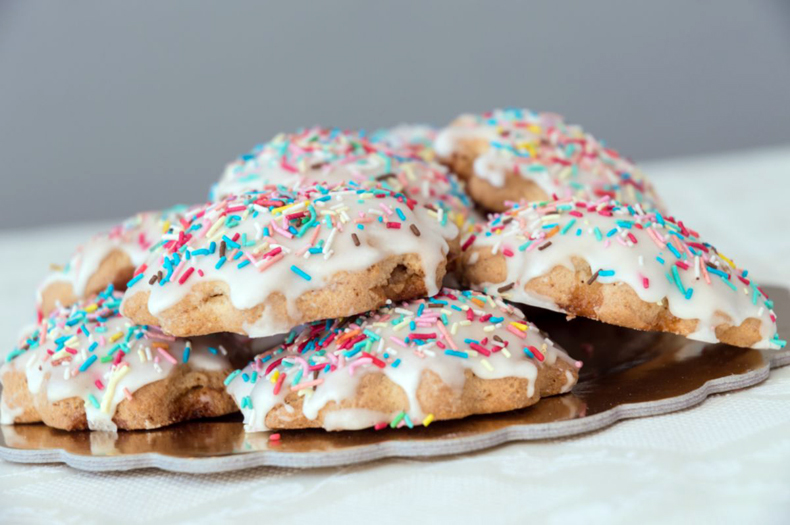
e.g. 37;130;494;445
587;270;600;285
497;283;514;293
352;233;361;247
219;241;227;258
538;241;552;251
149;274;159;285
410;224;421;237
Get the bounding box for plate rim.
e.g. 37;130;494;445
1;348;786;473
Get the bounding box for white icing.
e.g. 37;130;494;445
370;124;438;161
124;187;459;337
13;292;232;432
466;200;780;349
37;207;188;306
226;289;579;432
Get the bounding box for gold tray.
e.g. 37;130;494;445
2;287;787;473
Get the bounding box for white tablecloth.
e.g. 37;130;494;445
1;147;789;525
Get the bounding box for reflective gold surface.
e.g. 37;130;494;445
1;287;787;470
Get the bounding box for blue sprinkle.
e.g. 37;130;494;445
126;273;144;288
290;265;312;281
79;354;97;372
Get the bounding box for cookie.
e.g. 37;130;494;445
435;108;664;213
370;124;438;162
211;127;471;219
226;288;581;432
37;206;189;317
2;288;239;431
122;185;460;338
459;198;784;349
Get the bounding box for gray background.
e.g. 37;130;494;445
1;0;789;229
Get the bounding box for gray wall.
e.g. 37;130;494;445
1;1;789;229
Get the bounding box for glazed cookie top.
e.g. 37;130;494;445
37;207;189;302
226;288;580;432
435;108;663;211
4;288;232;431
212;127;470;215
462;198;784;349
369;124;438;162
123;185;460;337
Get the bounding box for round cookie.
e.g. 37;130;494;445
37;206;189;317
369;124;438;162
435;108;664;213
3;288;239;431
226;288;581;432
122;185;460;338
459;198;784;349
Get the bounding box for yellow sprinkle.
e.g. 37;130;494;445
502;348;512;358
160;220;171;234
84;304;99;314
718;253;737;269
100;365;131;413
393;319;409;331
451;322;458;335
137;349;146;363
50;349;71;361
270;370;280;384
510;322;529;331
481;359;493;372
423;414;435;427
483;326;495;332
459;320;472;327
109;332;124;343
206;216;225;238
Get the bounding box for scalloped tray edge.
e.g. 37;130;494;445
2;348;787;473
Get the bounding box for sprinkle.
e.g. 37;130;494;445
290;265;312;281
422;414;435;427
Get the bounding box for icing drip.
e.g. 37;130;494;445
37;206;190;304
464;198;783;349
226;288;579;432
4;289;232;432
435;108;664;212
123;185;459;337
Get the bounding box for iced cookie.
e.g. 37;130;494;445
459;199;784;349
37;206;189;317
370;124;438;162
212;127;470;217
226;289;581;432
2;288;239;431
435;108;664;212
122;185;459;338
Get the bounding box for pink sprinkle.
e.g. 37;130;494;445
290;378;324;391
178;267;195;285
273;372;286;395
123;387;133;401
269;433;281;441
157;347;177;365
95;380;104;390
374;422;388;431
258;253;284;273
506;325;527;339
389;336;409;348
502;248;514;257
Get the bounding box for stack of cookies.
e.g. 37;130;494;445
1;110;783;434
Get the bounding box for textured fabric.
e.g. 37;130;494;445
1;147;789;525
